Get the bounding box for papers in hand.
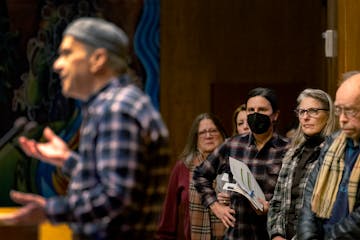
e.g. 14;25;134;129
223;157;265;211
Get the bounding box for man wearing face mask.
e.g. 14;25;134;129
193;87;290;240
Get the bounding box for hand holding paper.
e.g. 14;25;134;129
223;157;266;211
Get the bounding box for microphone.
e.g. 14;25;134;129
23;121;38;134
0;117;28;149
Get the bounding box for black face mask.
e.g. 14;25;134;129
247;112;271;134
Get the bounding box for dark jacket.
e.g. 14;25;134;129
297;132;360;240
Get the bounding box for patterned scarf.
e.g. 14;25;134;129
189;164;225;240
311;132;360;218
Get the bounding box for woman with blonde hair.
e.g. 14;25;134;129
232;104;250;135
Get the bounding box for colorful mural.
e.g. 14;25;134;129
0;0;160;206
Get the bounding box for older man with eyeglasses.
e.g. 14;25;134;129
298;72;360;240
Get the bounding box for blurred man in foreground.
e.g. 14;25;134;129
0;17;170;240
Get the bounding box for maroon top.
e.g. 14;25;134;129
157;161;190;240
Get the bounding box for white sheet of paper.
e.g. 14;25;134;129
227;156;265;210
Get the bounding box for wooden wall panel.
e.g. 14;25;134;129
161;0;327;163
338;0;360;78
211;82;305;138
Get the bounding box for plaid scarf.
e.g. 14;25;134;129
189;165;225;240
311;132;360;218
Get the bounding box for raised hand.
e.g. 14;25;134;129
0;190;46;225
18;127;70;167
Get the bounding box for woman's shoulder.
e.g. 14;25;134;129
167;161;190;185
172;160;190;174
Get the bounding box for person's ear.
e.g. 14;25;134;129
89;48;107;73
272;110;280;122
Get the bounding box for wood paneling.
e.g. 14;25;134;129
211;82;305;137
161;0;327;163
338;0;360;79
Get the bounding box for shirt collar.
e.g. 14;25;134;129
248;132;286;148
346;138;360;149
82;74;132;107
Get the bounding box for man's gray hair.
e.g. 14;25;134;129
64;17;129;59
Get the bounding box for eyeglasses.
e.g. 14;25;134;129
294;108;329;118
198;128;219;138
334;106;359;118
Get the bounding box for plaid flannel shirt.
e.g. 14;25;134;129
45;75;170;239
267;139;322;239
194;133;289;240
